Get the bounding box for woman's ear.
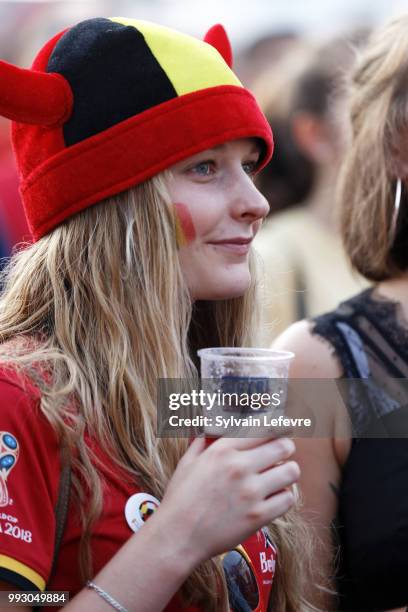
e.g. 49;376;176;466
291;111;335;164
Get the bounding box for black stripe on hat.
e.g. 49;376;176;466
47;18;178;146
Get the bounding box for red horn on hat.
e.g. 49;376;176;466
204;24;233;68
0;60;73;127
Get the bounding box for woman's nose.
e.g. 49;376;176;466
230;179;270;222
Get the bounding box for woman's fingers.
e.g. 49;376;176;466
258;461;300;497
162;435;299;562
187;435;206;454
245;437;295;472
258;488;296;523
179;436;206;465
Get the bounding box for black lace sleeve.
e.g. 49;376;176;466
311;305;363;379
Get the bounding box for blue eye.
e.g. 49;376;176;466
243;161;258;175
192;161;215;176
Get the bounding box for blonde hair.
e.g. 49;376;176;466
339;14;408;280
0;174;315;610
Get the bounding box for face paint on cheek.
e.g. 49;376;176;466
173;202;197;247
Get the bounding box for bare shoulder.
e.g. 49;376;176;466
272;319;343;379
274;320;351;464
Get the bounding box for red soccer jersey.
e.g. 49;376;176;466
0;370;277;610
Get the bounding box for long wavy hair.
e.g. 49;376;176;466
0;173;315;611
338;14;408;280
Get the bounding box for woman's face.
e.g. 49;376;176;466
167;138;269;300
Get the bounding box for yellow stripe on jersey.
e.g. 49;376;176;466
0;554;45;591
110;17;242;95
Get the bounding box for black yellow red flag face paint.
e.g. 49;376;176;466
173;203;197;247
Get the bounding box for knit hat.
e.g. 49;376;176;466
0;17;273;240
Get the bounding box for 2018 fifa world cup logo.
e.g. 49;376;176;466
0;432;19;507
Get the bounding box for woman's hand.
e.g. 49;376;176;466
155;435;299;567
60;435;299;612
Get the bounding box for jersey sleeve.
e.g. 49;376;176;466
0;372;61;591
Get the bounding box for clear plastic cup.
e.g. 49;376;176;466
197;347;294;442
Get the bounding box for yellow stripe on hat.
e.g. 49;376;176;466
0;554;46;591
110;17;242;95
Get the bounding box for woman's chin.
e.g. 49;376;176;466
191;276;251;301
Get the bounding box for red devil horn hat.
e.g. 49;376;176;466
204;24;233;68
0;18;272;240
0;59;73;127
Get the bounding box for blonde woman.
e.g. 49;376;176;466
275;14;408;612
0;17;310;612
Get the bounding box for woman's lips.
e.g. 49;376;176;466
207;238;252;255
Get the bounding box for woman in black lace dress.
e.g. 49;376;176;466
273;13;408;612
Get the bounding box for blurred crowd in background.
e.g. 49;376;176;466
2;0;408;342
